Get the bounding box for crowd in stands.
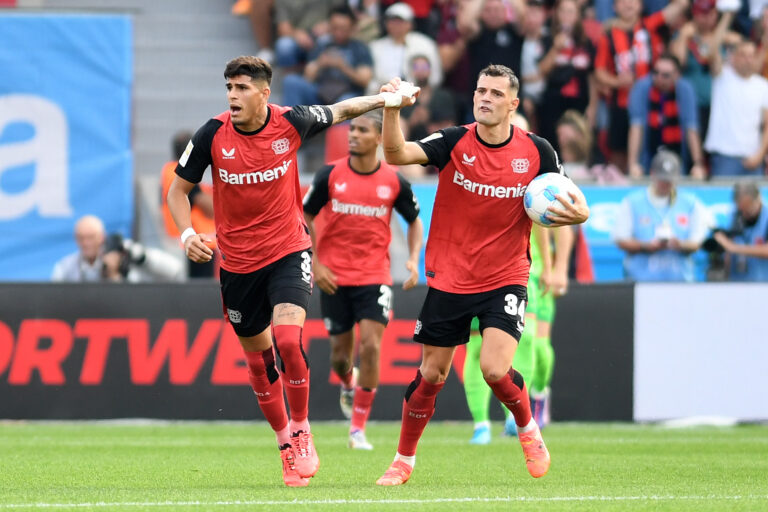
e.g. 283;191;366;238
234;0;768;180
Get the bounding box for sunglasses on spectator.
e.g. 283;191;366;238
652;69;674;79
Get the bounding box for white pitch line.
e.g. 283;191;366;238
1;495;767;509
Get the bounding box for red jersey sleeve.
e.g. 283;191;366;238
594;32;613;72
302;164;334;215
642;11;666;33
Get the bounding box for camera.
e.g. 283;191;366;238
103;233;147;279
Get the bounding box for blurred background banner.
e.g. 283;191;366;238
0;14;133;281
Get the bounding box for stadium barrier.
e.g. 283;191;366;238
0;282;633;421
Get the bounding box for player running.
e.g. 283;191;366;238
374;65;589;486
303;110;424;450
167;56;415;487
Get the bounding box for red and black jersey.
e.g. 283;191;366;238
176;104;333;273
303;157;420;286
415;123;562;294
595;12;667;108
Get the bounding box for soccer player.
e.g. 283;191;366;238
166;56;416;487
374;65;589;486
530;225;574;429
303;110;424;450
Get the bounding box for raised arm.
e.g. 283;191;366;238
327;79;418;125
379;79;429;165
709;10;736;77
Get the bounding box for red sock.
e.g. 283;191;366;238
486;368;532;427
350;387;376;432
243;347;288;433
397;370;444;457
339;367;354;388
273;325;309;422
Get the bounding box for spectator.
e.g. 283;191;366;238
274;0;345;69
400;54;458;141
537;0;597;147
755;6;768;78
436;0;474;122
594;0;690;171
612;149;710;282
457;0;527;93
239;0;277;64
671;0;741;140
282;6;373;106
556;110;592;179
52;215;184;283
705;9;768;177
368;3;443;93
520;0;548;131
161;131;216;278
627;53;706;179
711;181;768;280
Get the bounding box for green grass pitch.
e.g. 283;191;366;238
1;421;766;511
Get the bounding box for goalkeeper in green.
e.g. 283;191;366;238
463;224;573;442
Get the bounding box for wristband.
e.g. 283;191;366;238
180;227;197;245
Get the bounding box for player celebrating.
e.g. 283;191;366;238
167;56;415;487
303;110;424;450
374;65;589;486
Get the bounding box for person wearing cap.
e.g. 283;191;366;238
612;149;710;282
712;182;768;281
704;5;768;177
367;3;443;94
627;53;706;179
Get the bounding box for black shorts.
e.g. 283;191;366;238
608;106;629;152
321;284;393;335
220;249;313;337
413;285;528;347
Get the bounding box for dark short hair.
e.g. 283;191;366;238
478;64;520;93
656;52;682;72
172;130;192;160
359;109;383;133
224;56;272;85
329;5;357;23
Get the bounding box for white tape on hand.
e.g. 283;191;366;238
180;227;197;245
380;91;402;108
397;81;418;101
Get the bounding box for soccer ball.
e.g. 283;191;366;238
524;173;576;226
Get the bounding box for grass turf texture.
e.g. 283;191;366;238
1;422;766;511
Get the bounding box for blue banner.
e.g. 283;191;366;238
406;183;767;282
0;14;133;281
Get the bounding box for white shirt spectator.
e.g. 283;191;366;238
704;64;768;158
368;32;443;94
51;253;104;282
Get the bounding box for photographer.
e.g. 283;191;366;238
705;182;768;281
612;150;710;281
52;215;184;283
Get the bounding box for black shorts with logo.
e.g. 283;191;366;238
413;284;528;347
220;249;313;337
321;284;393;335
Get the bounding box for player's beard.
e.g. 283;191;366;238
349;149;363;157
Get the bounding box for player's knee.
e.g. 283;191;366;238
358;335;381;361
480;363;509;383
420;364;450;384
